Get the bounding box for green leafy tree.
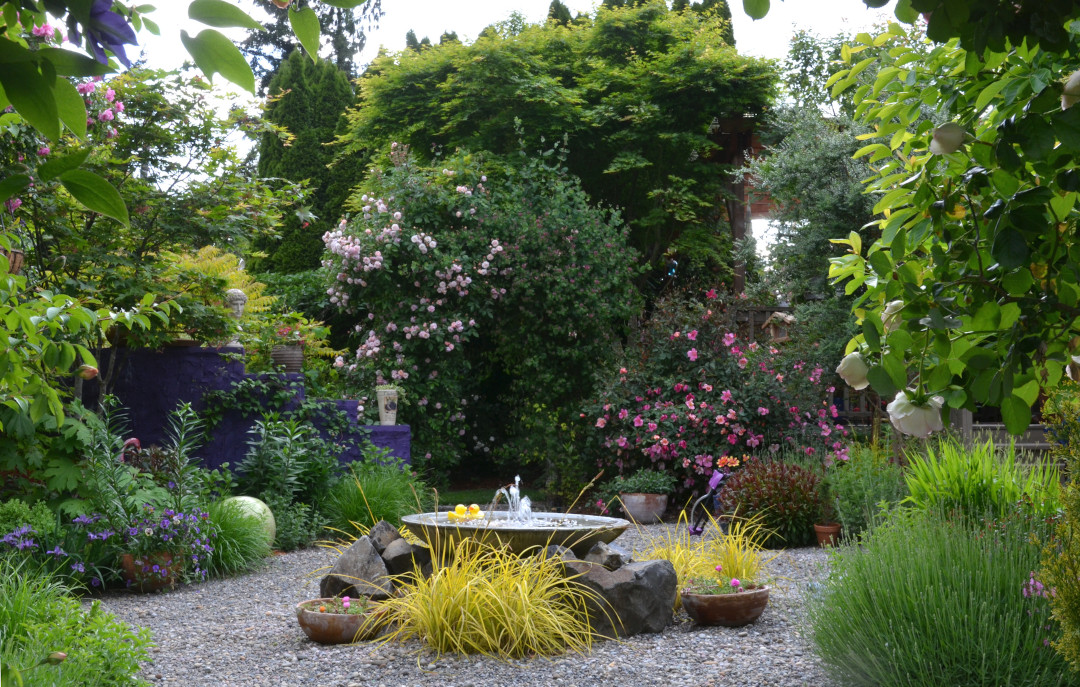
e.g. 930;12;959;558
337;2;775;285
548;0;573;25
241;0;382;94
257;50;355;272
826;22;1080;435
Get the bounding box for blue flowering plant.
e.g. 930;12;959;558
0;512;118;589
121;504;215;585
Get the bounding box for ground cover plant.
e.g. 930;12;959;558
807;507;1069;687
0;559;152;686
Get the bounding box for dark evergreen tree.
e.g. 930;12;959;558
241;0;382;94
405;29;421;51
601;0;627;7
256;50;356;272
439;31;460;45
548;0;573;25
671;0;690;10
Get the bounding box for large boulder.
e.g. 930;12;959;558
562;559;676;638
319;535;395;600
381;538;432;577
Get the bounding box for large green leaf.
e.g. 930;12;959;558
743;0;769;20
36;47;112;77
38;149;91;182
0;61;59;140
52;78;87;140
320;0;371;6
189;0;265;31
288;6;320;63
0;174;31;203
180;29;256;94
1001;395;1031;435
58;169;129;227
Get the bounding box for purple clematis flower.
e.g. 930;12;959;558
68;0;139;67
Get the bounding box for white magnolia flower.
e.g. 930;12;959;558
882;300;904;332
1063;70;1080;110
836;352;870;390
886;390;944;439
929;122;966;154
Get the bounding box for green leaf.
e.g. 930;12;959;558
1001;396;1031;435
0;174;31;203
975;77;1011;111
37;47;112;77
970;301;1000;331
1053;106;1080;151
1001;268;1034;295
320;0;372;6
863;317;881;352
52;78;86;140
38;149;91;182
189;0;265;31
180;29;256;94
0;61;59;140
743;0;770;20
867;365;898;399
1014;379;1039;407
288;6;320;62
894;0;918;23
58;169;129;227
991;228;1028;270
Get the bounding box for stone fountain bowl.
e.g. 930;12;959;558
400;511;630;557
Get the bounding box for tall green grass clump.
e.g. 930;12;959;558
904;437;1061;520
203;499;272;578
323;448;430;532
807;509;1069;687
826;445;907;538
0;559;152;686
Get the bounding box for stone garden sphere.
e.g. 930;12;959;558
222;495;276;543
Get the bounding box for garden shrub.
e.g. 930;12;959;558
717;457;822;548
1040;381;1080;671
825;444;907;538
0;560;152;686
904;437;1062;521
583;292;849;495
807;508;1069;687
262;494;323;552
321;144;639;483
235;416;343;510
323;447;430;532
0;499;56;539
203;499;271;578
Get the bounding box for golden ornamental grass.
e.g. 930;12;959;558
371;538;598;659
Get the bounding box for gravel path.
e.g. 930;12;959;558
94;525;835;687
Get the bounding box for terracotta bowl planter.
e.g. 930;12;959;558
619;492;668;524
119;552;181;592
295;599;384;644
814;522;842;547
681;586;770;627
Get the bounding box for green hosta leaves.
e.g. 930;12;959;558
180;29;256;93
58;169;129;227
288;6;320;63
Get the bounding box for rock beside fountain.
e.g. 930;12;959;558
367;520;402;554
584;541;632;570
540;544;577;562
562;558;677;638
319;535;395;600
382;537;433;577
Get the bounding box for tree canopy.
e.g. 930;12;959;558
335;1;772;279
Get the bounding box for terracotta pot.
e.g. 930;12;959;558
619;492;667;524
814;522;842;548
271;345;303;373
681;586;770;627
376;388;398;425
119;552;181;592
295;599;384;644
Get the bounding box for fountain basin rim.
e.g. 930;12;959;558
402;511;631;530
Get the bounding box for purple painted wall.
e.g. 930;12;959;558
86;346;409;470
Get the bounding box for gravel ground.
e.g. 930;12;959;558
94;524;835;687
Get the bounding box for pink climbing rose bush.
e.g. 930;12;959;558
584;294;849;491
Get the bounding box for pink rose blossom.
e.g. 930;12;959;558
687;329;698;341
687;348;698;362
97;109;114;122
722;332;736;347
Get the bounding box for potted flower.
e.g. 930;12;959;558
605;469;676;524
375;384;402;425
295;595;385;644
679;513;776;627
119;504;215;592
813;478;841;547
